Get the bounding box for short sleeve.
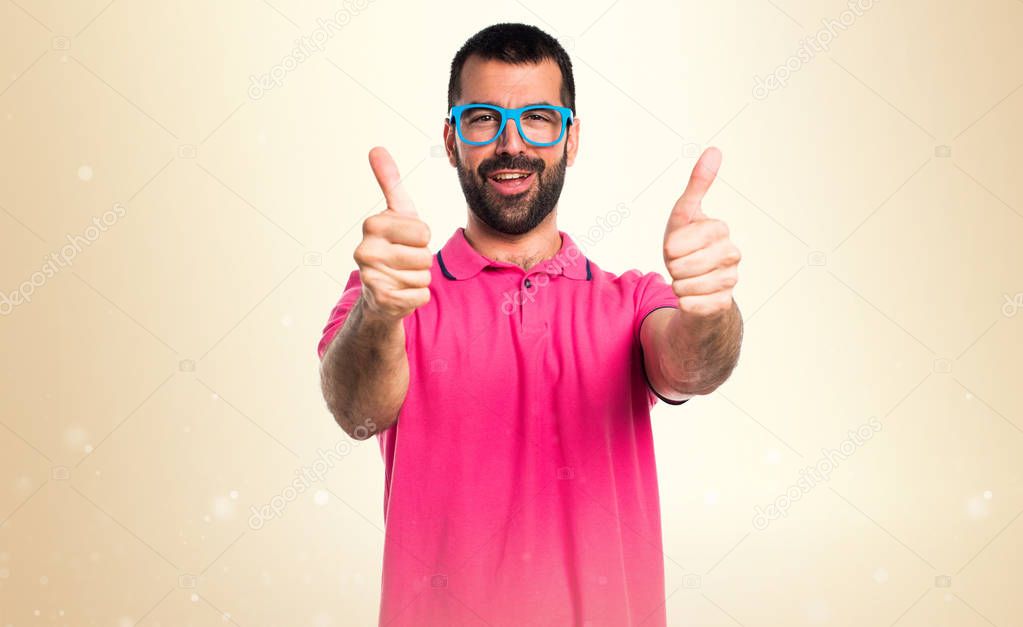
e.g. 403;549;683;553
632;270;681;344
317;269;363;360
632;271;688;406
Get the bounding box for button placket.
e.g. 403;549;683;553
520;270;555;335
521;273;534;333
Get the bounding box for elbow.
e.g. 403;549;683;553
318;349;401;440
319;364;357;439
324;401;375;442
320;374;394;441
671;380;720;397
665;358;739;397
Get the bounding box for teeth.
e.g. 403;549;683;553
493;172;529;180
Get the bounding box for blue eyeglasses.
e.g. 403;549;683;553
447;104;574;147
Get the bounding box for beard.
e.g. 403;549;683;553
455;145;568;236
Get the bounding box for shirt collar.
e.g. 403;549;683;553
437;227;591;281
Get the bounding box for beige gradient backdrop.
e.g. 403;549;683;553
1;0;1021;625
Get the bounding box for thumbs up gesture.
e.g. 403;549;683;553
353;147;433;323
663;147;741;319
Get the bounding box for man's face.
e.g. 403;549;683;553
445;56;579;236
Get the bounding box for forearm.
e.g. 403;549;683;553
319;295;409;439
660;300;743;395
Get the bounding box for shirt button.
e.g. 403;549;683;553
524;278;532;288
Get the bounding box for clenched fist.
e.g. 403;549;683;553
663;147;741;319
353;147;433;322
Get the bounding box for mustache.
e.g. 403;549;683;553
480;156;545;178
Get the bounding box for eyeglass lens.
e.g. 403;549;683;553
458;107;565;144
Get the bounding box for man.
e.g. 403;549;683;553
318;22;743;627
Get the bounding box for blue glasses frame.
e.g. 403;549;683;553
447;104;574;147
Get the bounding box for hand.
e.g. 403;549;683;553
662;147;741;319
353;146;433;322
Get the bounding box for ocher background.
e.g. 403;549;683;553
1;0;1021;625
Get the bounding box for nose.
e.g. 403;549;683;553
495;117;527;154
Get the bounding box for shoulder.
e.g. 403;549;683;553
587;260;672;295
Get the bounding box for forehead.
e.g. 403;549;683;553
458;56;563;106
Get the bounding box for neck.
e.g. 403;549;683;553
463;210;561;272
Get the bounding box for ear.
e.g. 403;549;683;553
443;121;458;168
566;116;580;167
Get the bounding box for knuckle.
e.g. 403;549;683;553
411;269;432;287
353;243;374;267
354;244;378;267
415;221;431;245
360;267;381;289
363;214;383;236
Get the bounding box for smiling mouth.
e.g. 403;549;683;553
487;171;536;195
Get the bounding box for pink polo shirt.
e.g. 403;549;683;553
317;226;687;627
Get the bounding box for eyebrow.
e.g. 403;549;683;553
469;100;558;108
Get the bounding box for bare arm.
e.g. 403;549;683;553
319;295;409;439
317;146;431;439
651;146;743;399
641;300;743;398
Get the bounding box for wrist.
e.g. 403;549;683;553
356;296;406;330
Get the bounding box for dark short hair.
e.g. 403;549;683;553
447;23;576;115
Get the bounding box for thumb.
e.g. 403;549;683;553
667;147;721;229
368;146;418;217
